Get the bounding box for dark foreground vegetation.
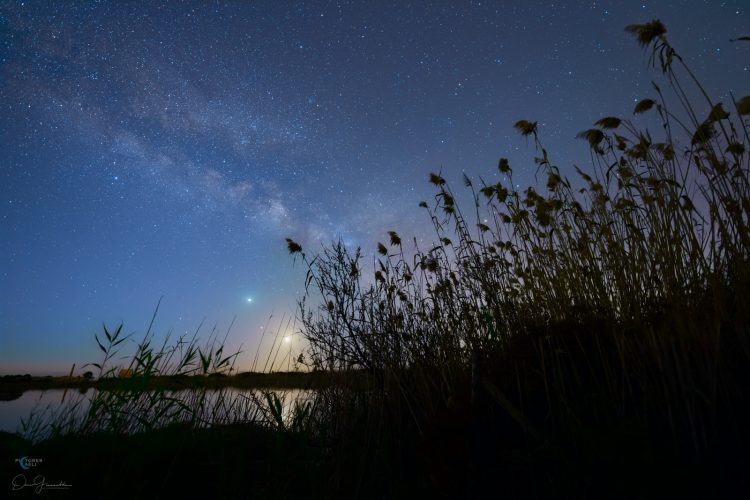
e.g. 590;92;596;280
281;20;750;498
1;424;326;499
4;21;750;498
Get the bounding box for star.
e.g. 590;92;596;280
0;0;743;376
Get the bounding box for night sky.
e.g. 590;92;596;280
1;1;747;374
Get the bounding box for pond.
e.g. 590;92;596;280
0;387;313;437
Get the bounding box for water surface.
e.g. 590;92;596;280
0;388;312;436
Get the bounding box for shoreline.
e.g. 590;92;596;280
0;371;359;399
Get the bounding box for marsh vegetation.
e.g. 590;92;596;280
3;20;749;498
284;19;750;498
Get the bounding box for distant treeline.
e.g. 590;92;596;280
0;370;368;393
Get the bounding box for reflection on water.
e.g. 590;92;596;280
0;388;313;436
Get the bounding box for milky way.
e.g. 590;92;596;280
1;1;747;373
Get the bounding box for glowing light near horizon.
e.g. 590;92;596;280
283;336;291;344
246;297;253;303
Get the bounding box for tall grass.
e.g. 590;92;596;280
287;20;750;496
20;304;314;442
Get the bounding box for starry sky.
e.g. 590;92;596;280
1;1;747;375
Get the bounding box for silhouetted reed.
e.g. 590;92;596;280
19;305;314;443
286;19;750;496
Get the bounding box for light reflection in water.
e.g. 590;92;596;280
0;388;313;436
